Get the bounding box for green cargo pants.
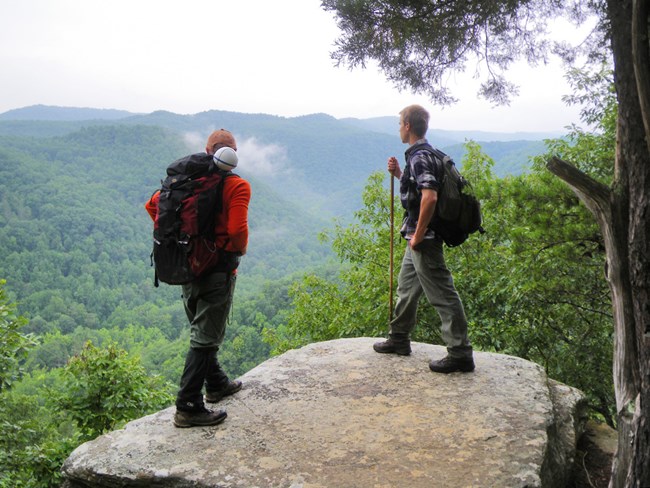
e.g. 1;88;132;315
390;239;473;359
181;271;236;349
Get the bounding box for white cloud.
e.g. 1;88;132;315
182;132;206;152
181;133;289;176
237;138;289;176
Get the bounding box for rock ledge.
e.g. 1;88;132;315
62;338;587;488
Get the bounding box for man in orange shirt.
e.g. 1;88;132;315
145;129;251;428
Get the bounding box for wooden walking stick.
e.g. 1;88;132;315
389;174;395;324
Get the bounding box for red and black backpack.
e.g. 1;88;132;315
151;153;234;286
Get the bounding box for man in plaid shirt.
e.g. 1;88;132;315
373;104;475;374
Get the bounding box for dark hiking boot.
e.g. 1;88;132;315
173;407;227;428
429;355;475;374
205;380;243;403
373;335;411;356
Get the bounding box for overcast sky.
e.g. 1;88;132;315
1;0;592;132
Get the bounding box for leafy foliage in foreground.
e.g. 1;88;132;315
0;288;174;487
53;341;174;438
0;279;37;391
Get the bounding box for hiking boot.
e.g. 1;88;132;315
173;407;227;428
205;380;243;403
373;335;411;356
429;355;475;374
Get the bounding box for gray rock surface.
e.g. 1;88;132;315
62;338;587;488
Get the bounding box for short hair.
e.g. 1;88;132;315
400;105;429;138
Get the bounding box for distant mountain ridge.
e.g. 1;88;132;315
340;115;563;143
0;105;556;213
0;104;561;145
0;104;138;121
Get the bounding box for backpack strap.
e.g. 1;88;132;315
150;251;160;288
408;142;450;184
424;146;451;184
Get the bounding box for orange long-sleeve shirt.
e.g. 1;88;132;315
145;175;251;255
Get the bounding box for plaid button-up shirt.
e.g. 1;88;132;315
399;139;442;240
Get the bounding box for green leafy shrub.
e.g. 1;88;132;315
53;341;174;439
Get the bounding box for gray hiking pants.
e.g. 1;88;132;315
390;239;473;359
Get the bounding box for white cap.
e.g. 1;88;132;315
213;146;238;171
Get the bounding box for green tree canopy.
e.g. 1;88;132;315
323;0;605;105
0;279;36;391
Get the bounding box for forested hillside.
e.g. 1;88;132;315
444;140;549;176
0;106;553;210
0;123;331;334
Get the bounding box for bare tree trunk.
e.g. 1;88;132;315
632;0;650;151
546;155;637;487
624;0;650;485
548;0;650;485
